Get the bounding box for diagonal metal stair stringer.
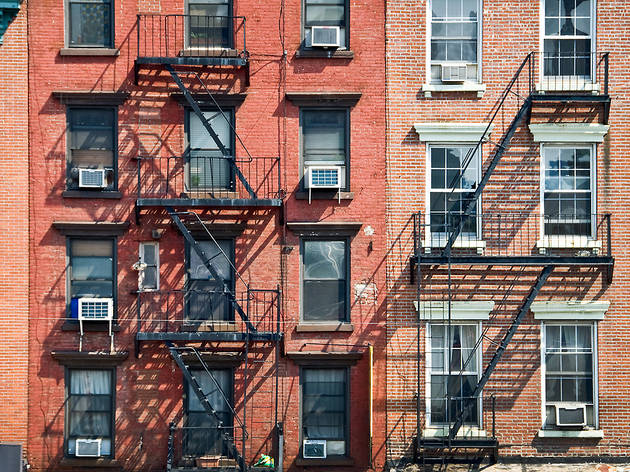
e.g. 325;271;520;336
167;342;246;472
166;207;257;333
165;63;257;199
448;265;554;439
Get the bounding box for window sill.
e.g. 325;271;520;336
295;191;354;201
422;82;486;98
423;238;486;254
536;237;601;253
62;190;122;199
295;48;354;59
59;48;120;57
59;457;120;468
422;427;486;438
537;429;604;439
295;457;354;466
296;322;354;333
62;321;121;332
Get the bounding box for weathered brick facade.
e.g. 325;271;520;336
385;0;630;464
0;0;29;453
25;0;386;471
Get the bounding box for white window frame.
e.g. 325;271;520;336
538;143;597;246
538;0;597;90
138;242;159;292
425;142;483;249
424;0;484;96
425;321;483;430
540;321;599;430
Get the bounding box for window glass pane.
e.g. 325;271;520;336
72;257;113;280
304;240;345;279
143;267;158;289
432;0;447;18
142;244;157;265
306;5;345;23
303;280;345;321
189;240;232;281
69;1;111;47
188;369;231;413
71;280;113;298
303;368;346;443
576;325;592;350
561;325;576;350
71;240;113;258
302;110;346;163
71;370;111;394
189;110;231;152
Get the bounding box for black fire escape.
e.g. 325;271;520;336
411;52;613;465
134;14;282;472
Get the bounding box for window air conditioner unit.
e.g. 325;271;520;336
79;168;107;188
78;298;114;321
311;26;340;48
307;166;342;189
555;403;587;427
303;439;326;459
75;438;102;457
441;63;468;82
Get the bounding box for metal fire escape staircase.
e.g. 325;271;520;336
415;52;612;463
167;344;247;472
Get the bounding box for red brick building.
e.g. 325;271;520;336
0;0;29;463
25;0;385;471
386;0;628;466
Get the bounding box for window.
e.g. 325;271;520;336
428;323;480;426
68;239;115;318
302;239;348;322
430;0;480;82
428;145;479;240
184;369;233;456
67;108;117;191
543;324;595;428
138;242;159;292
187;0;232;49
301;368;348;456
542;145;594;236
66;369;114;457
186;239;234;323
543;0;593;78
303;0;348;49
301;109;348;191
67;0;113;48
187;109;234;193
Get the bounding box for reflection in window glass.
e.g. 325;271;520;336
303;240;347;321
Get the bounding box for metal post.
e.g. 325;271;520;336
604;53;609;96
136;15;141;57
166;421;175;472
491;394;496;438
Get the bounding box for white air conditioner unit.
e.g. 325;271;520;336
78;298;114;321
75;438;102;457
307;166;342;189
303;439;326;459
554;403;587;427
311;26;340;48
79;168;107;188
441;63;468;82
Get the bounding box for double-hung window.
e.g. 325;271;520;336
68;238;115;318
67;108;117;192
302;239;348;322
301;109;349;192
542;145;594;237
430;0;480;82
138;242;159;292
428;323;480;427
67;0;113;48
301;368;348;456
303;0;348;49
543;324;595;428
187;0;232;50
187;109;234;194
543;0;593;79
66;369;114;457
184;369;233;456
429;145;479;242
186;239;234;323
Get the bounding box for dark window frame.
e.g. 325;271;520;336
184;237;236;323
66;106;119;192
184;107;237;192
299;107;351;192
183;367;235;457
66;236;118;321
300;237;350;323
64;367;116;458
66;0;114;48
301;0;350;50
186;0;235;50
299;366;350;458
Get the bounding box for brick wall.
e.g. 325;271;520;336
27;0;386;471
0;0;29;451
386;0;630;462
